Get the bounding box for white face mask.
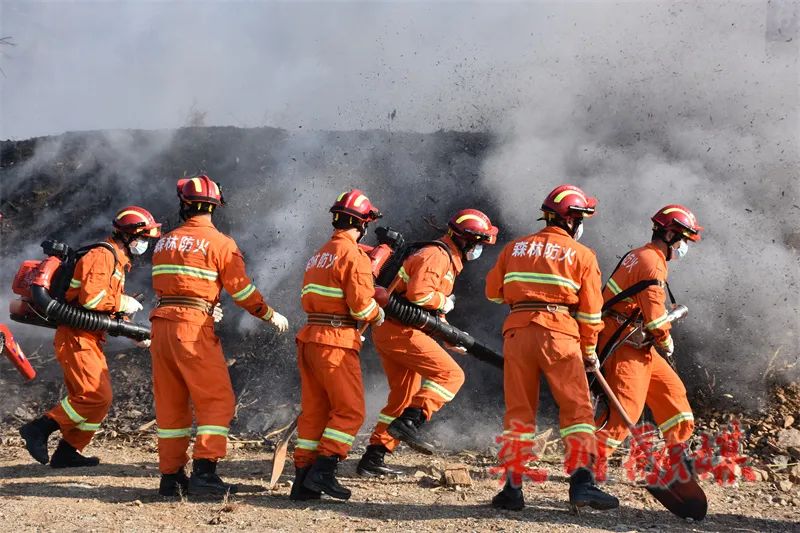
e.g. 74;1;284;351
573;222;584;242
466;244;483;261
129;238;149;256
672;240;688;260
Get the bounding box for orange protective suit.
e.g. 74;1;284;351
368;236;465;451
294;230;382;468
595;243;694;467
150;216;276;474
47;238;130;451
485;226;603;474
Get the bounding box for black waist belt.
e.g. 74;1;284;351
306;313;358;328
606;309;642;326
511;301;573;314
157;296;213;314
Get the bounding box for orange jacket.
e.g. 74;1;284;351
65;237;131;313
485;226;603;358
150;216;274;326
602;242;672;351
394;235;463;312
296;230;381;350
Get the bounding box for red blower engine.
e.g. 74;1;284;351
0;323;36;380
9;240;151;341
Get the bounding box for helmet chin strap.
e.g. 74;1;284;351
659;230;682;261
356;221;368;243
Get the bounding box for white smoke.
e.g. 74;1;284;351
480;2;800;403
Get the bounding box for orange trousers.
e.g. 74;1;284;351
47;326;112;451
150;318;235;474
501;323;597;479
595;344;694;465
294;340;365;468
368;320;465;451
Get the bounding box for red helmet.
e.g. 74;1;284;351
177;175;224;206
448;209;498;244
113;206;162;238
651;205;703;241
330;189;382;222
541;184;597;220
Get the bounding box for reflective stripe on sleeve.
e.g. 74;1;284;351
350;299;377;319
231;283;256;302
606;278;633;302
575;311;602;324
488;297;505;304
83;290;107;310
261;307;275;321
410;292;435;306
152;264;218;281
645;312;670;331
503;272;580;291
69;279;81;289
397;267;410;283
77;421;101;432
300;283;344;298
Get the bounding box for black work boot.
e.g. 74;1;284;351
159;467;190;497
49;439;100;468
303;455;351;500
189;458;238;496
289;465;321;501
387;407;435;455
491;480;525;511
356;444;403;477
569;467;619;511
19;416;59;465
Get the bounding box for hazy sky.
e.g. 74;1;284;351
0;0;574;139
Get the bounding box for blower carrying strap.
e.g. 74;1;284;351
597;250;676;364
602;279;675;313
77;242;119;266
601;251;675;314
376;239;453;288
46;240;120;303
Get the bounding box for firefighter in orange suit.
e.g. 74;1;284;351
485;185;618;512
150;175;289;497
594;205;703;480
19;207;161;468
356;209;498;477
290;189;385;501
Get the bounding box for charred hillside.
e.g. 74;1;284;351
0;126;797;448
0;126;505;445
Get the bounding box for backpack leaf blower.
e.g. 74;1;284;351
9;240;151;341
375;288;503;369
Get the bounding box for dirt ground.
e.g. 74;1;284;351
0;436;797;533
